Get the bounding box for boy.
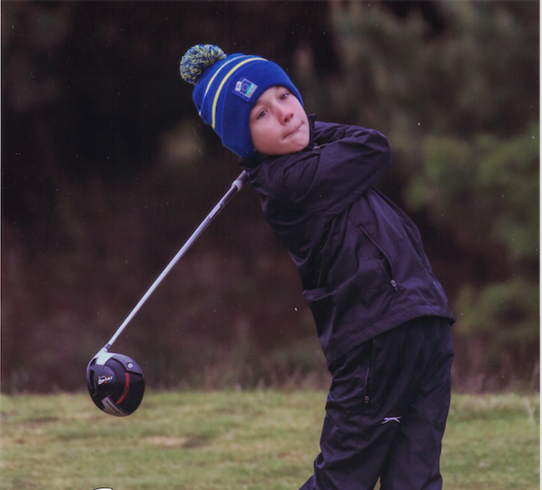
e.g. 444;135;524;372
180;44;454;490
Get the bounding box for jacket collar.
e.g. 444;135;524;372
307;114;317;148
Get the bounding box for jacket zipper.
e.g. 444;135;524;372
358;225;399;291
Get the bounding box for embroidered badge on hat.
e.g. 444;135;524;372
233;78;258;101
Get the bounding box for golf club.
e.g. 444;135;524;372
87;170;250;416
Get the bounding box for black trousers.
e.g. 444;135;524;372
300;316;454;490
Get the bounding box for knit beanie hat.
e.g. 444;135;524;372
180;44;303;158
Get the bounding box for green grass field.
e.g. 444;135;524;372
1;390;538;489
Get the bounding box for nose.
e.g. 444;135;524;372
278;107;293;124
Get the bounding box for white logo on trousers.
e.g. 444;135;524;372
381;416;401;424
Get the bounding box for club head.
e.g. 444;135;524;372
86;349;145;417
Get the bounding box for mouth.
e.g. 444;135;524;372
284;123;303;139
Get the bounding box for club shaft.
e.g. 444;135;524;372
104;170;250;351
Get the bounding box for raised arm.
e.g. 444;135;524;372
265;121;392;216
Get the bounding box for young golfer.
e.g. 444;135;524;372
180;44;455;490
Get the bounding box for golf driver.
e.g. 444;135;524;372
87;170;250;416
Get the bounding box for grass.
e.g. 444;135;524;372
1;390;539;489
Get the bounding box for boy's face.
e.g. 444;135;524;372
249;86;309;156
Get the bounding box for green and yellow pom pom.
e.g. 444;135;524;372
180;44;227;85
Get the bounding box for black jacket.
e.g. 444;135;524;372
240;116;454;366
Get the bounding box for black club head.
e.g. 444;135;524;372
87;350;145;416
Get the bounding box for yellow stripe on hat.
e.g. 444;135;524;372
211;57;265;129
198;55;244;117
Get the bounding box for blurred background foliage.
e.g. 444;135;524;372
2;0;539;393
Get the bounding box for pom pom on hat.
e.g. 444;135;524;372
180;45;226;85
180;44;303;157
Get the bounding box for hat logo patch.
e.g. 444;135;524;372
233;78;258;101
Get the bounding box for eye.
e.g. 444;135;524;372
256;109;267;120
280;91;290;101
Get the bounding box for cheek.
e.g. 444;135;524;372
250;126;265;147
250;124;273;153
249;124;260;144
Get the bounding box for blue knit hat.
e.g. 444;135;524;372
180;44;303;158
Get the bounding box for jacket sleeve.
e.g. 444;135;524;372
271;122;392;217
